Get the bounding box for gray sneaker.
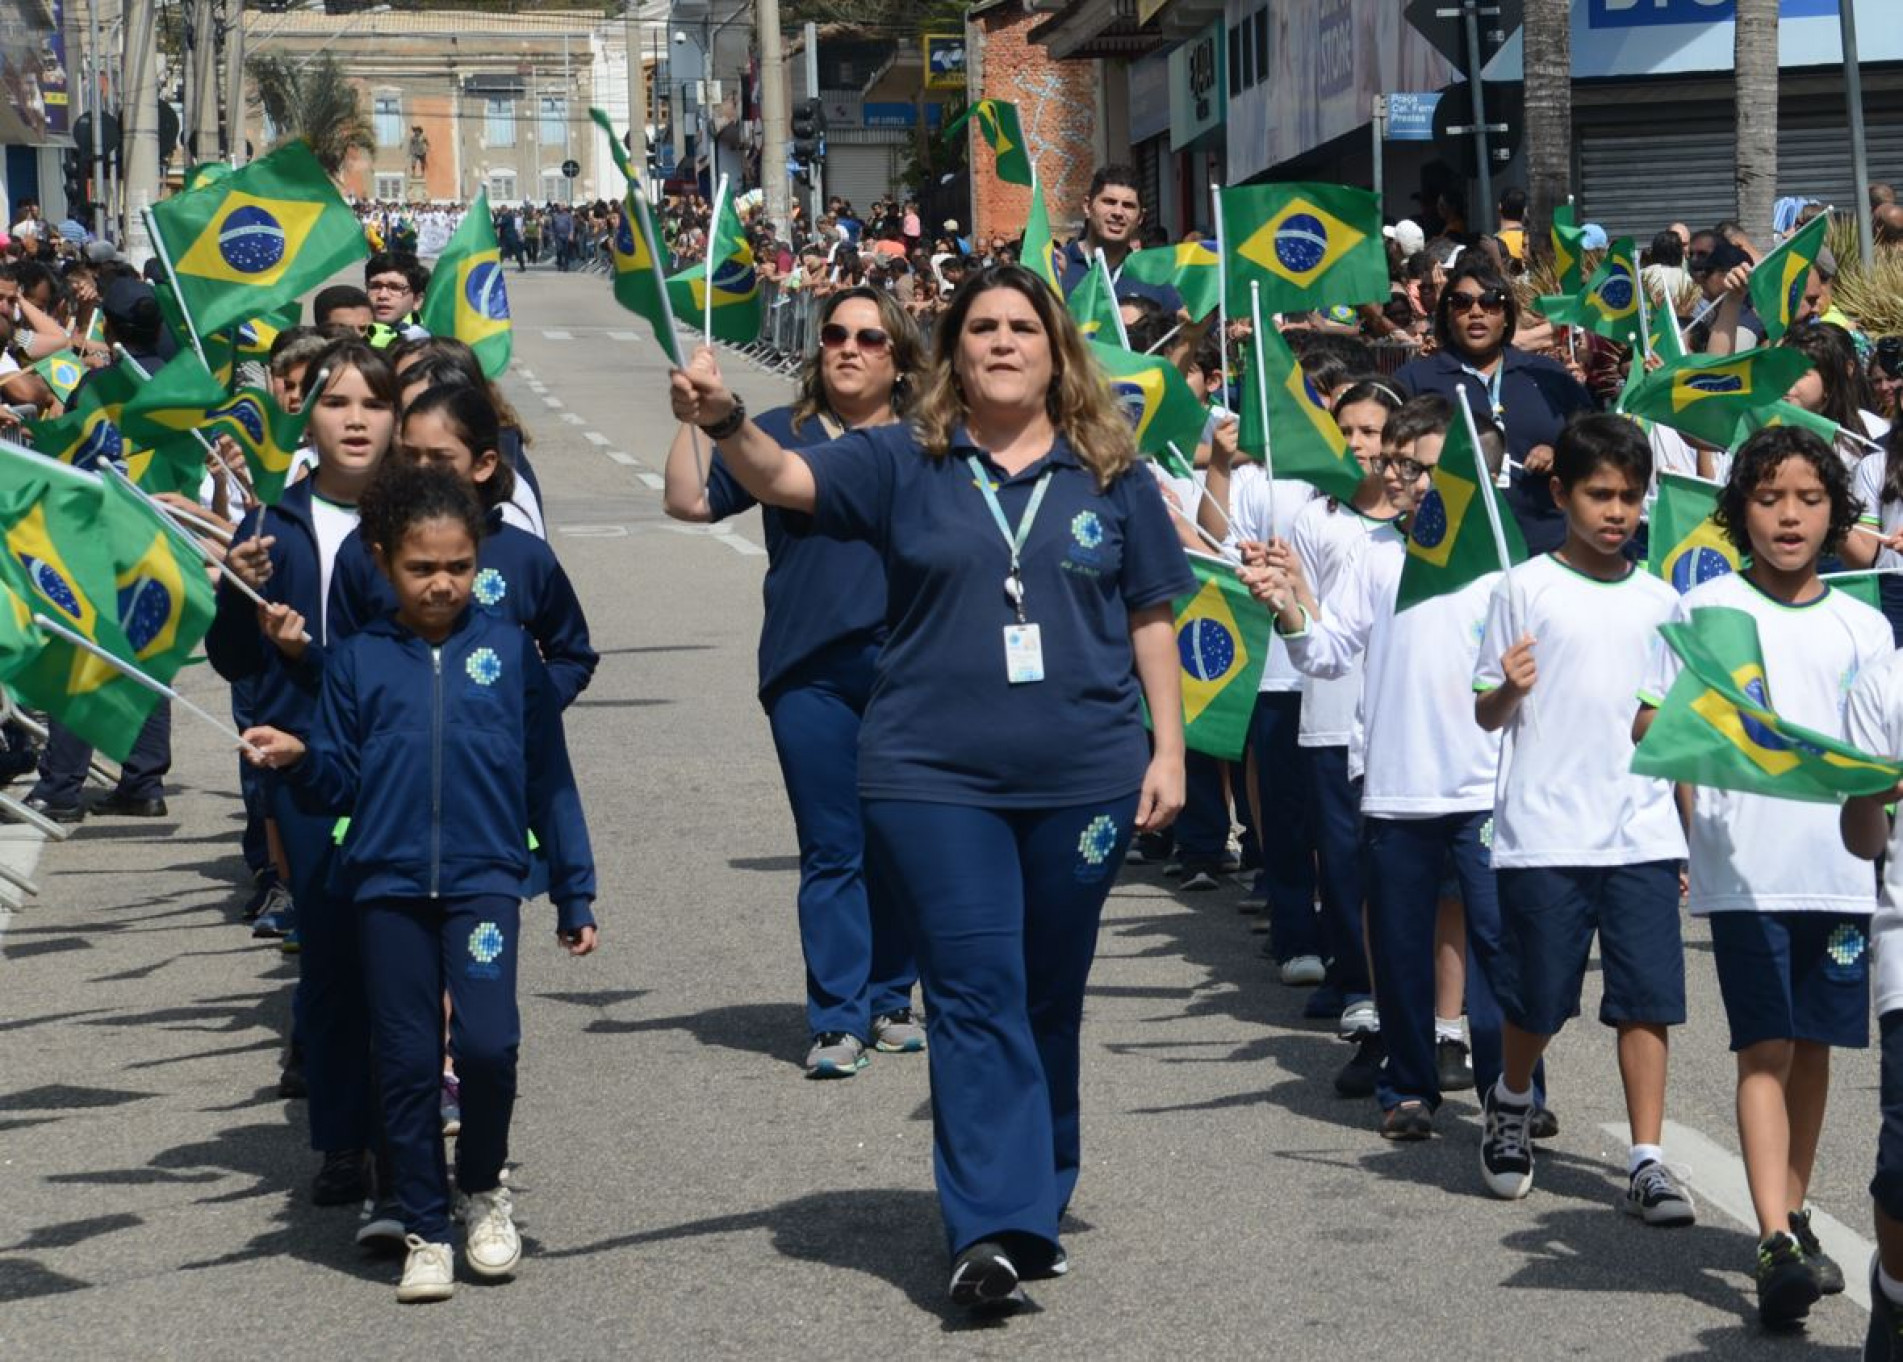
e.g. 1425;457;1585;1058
1623;1159;1696;1227
871;1009;927;1054
805;1032;869;1078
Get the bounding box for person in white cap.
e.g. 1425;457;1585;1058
1384;219;1426;257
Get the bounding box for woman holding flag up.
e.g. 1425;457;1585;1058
667;263;1192;1313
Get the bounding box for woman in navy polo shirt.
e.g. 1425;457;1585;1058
1394;257;1596;553
663;286;927;1080
669;263;1192;1312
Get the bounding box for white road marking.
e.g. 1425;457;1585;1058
608;330;638;342
542;329;574;340
542;396;565;409
1603;1119;1873;1310
713;531;766;557
559;412;585;425
517;368;535;381
636;472;665;490
607;451;639;466
583;432;610;446
556;524;630;538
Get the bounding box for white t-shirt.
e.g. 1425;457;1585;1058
1222;462;1317;693
309;491;360;645
1854;449;1903;570
502;475;546;540
1475;554;1686;867
1290;496;1396;748
1640;571;1892;915
1283;527;1501;816
1844;649;1903;1015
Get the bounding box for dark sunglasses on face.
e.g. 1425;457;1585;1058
820;323;891;352
1447;288;1509;315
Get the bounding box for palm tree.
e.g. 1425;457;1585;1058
247;52;374;180
1521;0;1571;261
1734;0;1779;243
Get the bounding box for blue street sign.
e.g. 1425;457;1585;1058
1385;92;1441;142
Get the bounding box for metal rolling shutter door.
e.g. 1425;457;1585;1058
822;143;900;217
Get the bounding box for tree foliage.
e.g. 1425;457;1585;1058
247;51;374;178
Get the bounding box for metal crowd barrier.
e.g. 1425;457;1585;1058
729;277;818;377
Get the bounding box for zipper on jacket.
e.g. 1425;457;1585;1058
430;646;443;898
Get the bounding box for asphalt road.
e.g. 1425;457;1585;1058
0;263;1881;1358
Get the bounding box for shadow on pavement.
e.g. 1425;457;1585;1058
585;1000;808;1068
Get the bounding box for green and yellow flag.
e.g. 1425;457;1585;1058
98;471;216;685
419;187;512;379
1121;239;1222;321
946;99;1034;186
1551;202;1588;294
1089;342;1207;459
1647;473;1742;594
590;107;683;366
667;190;761;344
0;442;157;759
1066;258;1122;341
1539;236;1644;346
31;350;87;406
1633;604;1902;801
119;351;227;449
25;403;127;470
1168;552;1272;760
1622;349;1815;450
1021;178;1063;295
146;139;368;336
1394;405;1525;612
1744;399;1847;445
1824;569;1886;613
1748;212;1829;344
1235;323;1366;502
202;387;310;506
1220;182;1387;315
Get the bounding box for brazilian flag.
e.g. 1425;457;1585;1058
667;189;761;345
1236;323;1366;502
31;351;87;406
1394;405;1525;612
1167;552;1271;760
202;387;310;506
1622;349;1814;450
73;362;142;426
1539;237;1644;347
120;351;227;448
1748;213;1829;344
98;473;215;686
1824;570;1885;613
0;441;157;760
946;99;1034;187
1020;178;1063;296
1634;604;1902;801
146;139;368;337
1088;342;1207;459
1744;398;1847;445
1120;239;1222;321
1220;182;1386;315
25;404;127;470
1066;258;1121;341
589;108;683;366
1551;202;1588;294
1647;473;1743;594
420;187;512;379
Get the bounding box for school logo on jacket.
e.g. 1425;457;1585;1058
468;921;505;980
1075;814;1121;882
1824;923;1867;984
466;646;502;686
473;567;508;609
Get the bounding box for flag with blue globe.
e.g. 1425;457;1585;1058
421;188;514;380
1157;553;1272;760
1221;182;1386;315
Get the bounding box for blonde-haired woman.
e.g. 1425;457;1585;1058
670;263;1190;1312
665;287;926;1080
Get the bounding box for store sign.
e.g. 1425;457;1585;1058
1169;22;1226;151
1384;92;1441;142
862;102;944;131
1587;0;1836;26
923;34;966;90
1481;0;1901;78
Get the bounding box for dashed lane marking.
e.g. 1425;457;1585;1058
583;432;610;446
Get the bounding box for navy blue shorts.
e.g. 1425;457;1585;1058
1873;1010;1903;1223
1709;910;1871;1052
1495;861;1686;1035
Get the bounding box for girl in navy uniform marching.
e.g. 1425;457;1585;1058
244;463;599;1304
206;339;395;1214
669;263;1192;1312
662;285;924;1078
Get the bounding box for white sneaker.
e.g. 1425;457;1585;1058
1278;954;1326;986
459;1186;522;1279
1338;998;1379;1039
397;1234;455;1303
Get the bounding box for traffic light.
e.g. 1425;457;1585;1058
61;150;90;221
791;99;824;166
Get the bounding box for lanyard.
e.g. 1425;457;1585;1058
1459;358;1506;428
966;456;1053;624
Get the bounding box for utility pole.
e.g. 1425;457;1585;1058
87;0;108;236
803;21;821;213
189;0;219;163
224;0;247;166
624;3;646;194
121;0;160;266
757;0;788;230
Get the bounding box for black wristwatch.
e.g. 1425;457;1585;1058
700;394;746;441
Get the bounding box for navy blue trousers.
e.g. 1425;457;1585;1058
28;704;172;807
275;787;374;1154
1172;751;1231;865
765;651;915;1040
361;894;520;1241
862;793;1139;1258
1365;811;1544;1112
1307;746;1370;1001
232;678;268;877
1248;691;1317;962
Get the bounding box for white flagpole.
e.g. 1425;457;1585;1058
704;172;729;342
139;208;211;370
1165;438;1239;552
1211;182;1229;403
1142;322;1183;356
112;346;223;462
1457;386;1517;578
1094;247;1131;350
31;611;265;760
1247;281;1277;534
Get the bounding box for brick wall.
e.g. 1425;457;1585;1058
969;3;1099;245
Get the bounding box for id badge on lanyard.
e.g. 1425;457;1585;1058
968;456;1054;685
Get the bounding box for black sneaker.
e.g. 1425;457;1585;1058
277;1042;307;1100
311;1149;369;1207
1334;1032;1384;1098
1790;1208;1844;1295
1478;1085;1533;1199
948;1239;1026;1313
1756;1230;1821;1326
1528;1106;1560;1141
1178;867;1221;892
1435;1036;1473;1092
240;870;279;923
1867;1257;1903;1360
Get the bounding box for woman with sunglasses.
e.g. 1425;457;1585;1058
1393;257;1595;553
663;287;927;1080
667;263;1191;1313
